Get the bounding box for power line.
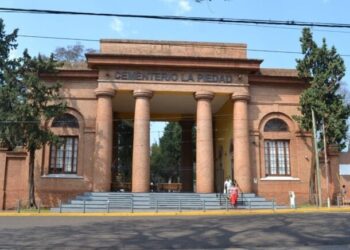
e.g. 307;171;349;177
14;15;350;36
3;7;350;29
230;22;350;34
18;34;99;42
3;8;350;56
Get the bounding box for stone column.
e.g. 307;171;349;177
111;117;118;188
132;89;153;192
232;93;252;193
179;120;194;192
195;91;214;193
93;87;115;192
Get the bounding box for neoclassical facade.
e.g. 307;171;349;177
0;39;341;209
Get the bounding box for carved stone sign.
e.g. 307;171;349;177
114;70;234;84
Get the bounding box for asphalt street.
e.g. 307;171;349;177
0;213;350;249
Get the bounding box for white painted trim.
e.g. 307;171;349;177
260;176;300;181
41;174;84;179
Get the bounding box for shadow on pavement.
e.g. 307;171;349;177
0;213;350;249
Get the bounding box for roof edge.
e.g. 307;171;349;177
100;39;247;48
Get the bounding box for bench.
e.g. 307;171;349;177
157;183;182;192
344;199;350;205
338;194;350;206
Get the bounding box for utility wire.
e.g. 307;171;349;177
18;34;99;42
3;8;350;56
2;7;350;29
229;22;350;34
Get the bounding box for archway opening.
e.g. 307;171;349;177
150;121;196;192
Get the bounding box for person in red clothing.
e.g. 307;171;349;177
229;183;239;207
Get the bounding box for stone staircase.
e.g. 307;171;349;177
51;192;285;213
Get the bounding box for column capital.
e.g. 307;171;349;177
95;87;116;97
231;93;250;102
194;91;214;101
133;89;153;99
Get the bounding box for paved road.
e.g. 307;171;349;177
0;213;350;249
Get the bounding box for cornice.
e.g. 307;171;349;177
86;53;262;72
249;74;307;85
40;69;98;81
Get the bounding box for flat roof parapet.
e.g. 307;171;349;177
100;39;247;59
259;68;299;77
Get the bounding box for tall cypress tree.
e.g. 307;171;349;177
150;122;181;182
294;28;350;203
0;19;66;208
295;28;350;150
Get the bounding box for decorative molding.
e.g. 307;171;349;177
87;53;262;72
40;69;98;81
249;102;299;106
249;75;306;85
41;174;84;179
250;131;260;136
4;151;27;158
231;93;250;102
84;128;96;134
260;176;300;181
133;89;153;99
95;87;116;97
194;91;214;101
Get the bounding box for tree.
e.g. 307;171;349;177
53;43;97;68
0;19;66;208
150;142;163;181
150;122;182;182
0;20;19;148
295;28;350;150
117;120;133;181
294;28;350;203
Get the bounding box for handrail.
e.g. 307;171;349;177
234;180;244;206
218;192;230;206
152;198;208;211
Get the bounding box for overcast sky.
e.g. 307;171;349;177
1;0;350;143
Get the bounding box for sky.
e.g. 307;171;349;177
1;0;350;144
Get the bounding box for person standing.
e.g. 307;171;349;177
229;183;239;208
224;178;232;194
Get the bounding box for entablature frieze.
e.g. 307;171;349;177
98;68;249;86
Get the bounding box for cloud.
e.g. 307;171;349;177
162;0;192;14
178;0;192;13
110;18;139;37
110;18;124;35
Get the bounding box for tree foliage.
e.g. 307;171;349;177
0;19;66;207
53;43;96;68
295;28;350;150
116;120;133;181
151;122;182;182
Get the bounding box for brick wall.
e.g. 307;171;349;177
0;150;28;209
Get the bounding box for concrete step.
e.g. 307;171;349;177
51;192;282;212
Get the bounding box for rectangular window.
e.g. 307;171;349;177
264;140;290;176
49;136;78;174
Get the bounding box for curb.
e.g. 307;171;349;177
1;207;350;217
